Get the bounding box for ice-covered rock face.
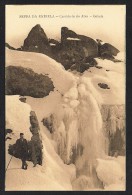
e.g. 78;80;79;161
50;87;125;190
52;79;105;167
46;51;125;190
101;105;125;156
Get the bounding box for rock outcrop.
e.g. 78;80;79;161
55;27;98;70
22;24;52;57
98;43;120;61
29;111;43;165
5;66;54;98
70;57;98;73
5;43;16;50
10;24;120;70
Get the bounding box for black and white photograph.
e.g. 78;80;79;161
5;5;126;191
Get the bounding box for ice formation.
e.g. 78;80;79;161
6;49;125;190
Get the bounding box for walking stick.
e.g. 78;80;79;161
6;155;13;172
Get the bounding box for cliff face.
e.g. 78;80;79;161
101;104;125;156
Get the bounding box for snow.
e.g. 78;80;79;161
115;51;125;61
100;41;105;45
94;39;105;45
6;49;125;191
50;43;56;46
67;37;81;41
69;100;80;108
82;56;125;105
64;87;78;100
6;48;75;94
96;156;125;191
6;94;76;191
6;95;32;140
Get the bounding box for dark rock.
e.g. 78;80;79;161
70;62;91;73
84;56;98;66
100;43;119;57
101;53;115;60
48;39;62;58
112;59;122;63
17;47;23;51
5;129;13;141
6;129;13;135
5;66;54;98
19;96;27;103
30;111;43;165
30;111;40;132
96;66;103;69
49;38;60;45
56;27;98;69
78;35;98;57
41;115;54;133
5;137;12;141
5;43;16;50
61;27;78;44
14;24;120;69
101;105;125;156
109;128;125;156
98;83;110;89
70;58;97;73
23;24;52;56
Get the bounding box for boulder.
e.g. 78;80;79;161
5;66;54;98
61;27;78;44
70;57;97;73
23;24;52;56
100;43;119;57
56;27;98;69
70;62;91;73
98;83;110;89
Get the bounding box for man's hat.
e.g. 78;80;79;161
20;133;24;136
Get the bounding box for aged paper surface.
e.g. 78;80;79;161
5;5;126;191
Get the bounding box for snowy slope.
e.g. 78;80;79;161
96;156;125;191
6;48;125;105
6;95;76;191
79;56;125;105
6;48;76;94
6;95;32;140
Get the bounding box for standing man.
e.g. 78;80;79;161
15;133;28;170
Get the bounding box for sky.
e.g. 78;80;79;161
6;5;126;51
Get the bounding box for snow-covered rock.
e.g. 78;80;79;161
6;48;75;94
96;156;125;190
